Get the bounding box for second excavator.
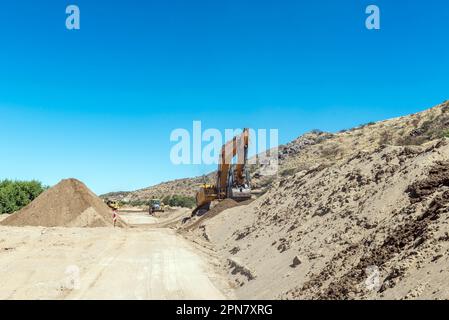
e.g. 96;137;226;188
192;128;252;216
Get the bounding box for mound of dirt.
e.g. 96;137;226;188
0;179;126;228
199;138;449;300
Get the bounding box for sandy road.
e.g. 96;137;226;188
119;211;159;225
119;209;191;228
0;211;231;300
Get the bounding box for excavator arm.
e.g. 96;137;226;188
216;128;250;197
192;129;251;217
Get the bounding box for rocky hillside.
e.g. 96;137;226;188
101;173;216;203
185;100;449;299
278;100;449;174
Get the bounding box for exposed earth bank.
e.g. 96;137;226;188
190;140;449;299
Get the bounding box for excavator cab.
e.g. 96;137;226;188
192;184;216;216
106;200;120;211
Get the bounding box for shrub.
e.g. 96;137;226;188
395;135;427;146
128;199;150;207
442;129;449;138
162;195;171;205
320;143;342;158
166;195;196;208
378;131;393;146
0;180;46;214
280;168;297;177
359;122;375;129
442;102;449;113
420;120;433;133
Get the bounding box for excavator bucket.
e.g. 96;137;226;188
230;186;251;201
191;202;211;217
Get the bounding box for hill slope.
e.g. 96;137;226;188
101;174;215;203
186;100;449;299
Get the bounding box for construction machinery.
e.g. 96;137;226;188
149;199;165;215
105;200;120;211
192;128;252;216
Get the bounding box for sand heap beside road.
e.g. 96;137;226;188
183;199;240;231
1;178;125;228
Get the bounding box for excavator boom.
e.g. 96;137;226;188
192;128;252;216
217;128;250;197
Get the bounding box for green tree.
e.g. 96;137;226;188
167;195;196;208
0;180;46;214
162;195;171;205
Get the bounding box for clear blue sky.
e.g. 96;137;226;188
0;0;448;194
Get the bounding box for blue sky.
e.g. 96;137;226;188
0;0;448;194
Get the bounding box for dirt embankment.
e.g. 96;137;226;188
1;179;126;228
191;139;449;300
183;199;239;230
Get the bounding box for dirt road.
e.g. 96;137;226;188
119;211;159;225
119;209;190;227
0;211;232;300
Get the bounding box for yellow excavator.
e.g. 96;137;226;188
105;200;120;211
192;128;252;216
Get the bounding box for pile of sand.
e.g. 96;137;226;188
0;178;126;228
184;199;240;231
198;140;449;299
